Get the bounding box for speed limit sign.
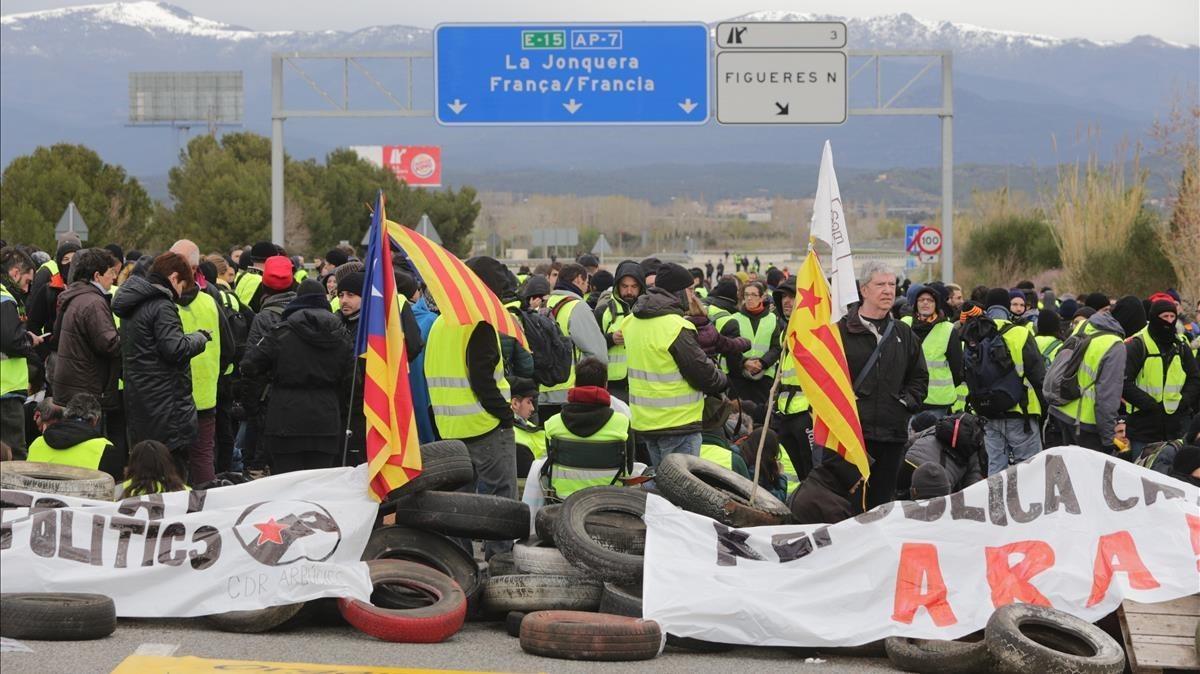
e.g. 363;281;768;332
916;227;943;255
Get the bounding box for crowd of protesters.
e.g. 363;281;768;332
2;235;1198;542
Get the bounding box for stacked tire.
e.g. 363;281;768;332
885;604;1126;673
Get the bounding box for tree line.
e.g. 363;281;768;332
0;133;480;256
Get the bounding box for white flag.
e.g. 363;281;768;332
809;141;857;322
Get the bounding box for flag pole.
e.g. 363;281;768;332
748;361;784;507
341;361;359;467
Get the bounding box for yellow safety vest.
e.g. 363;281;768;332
600;301;629;382
514;422;547;460
330;296;341;312
120;479;191;498
38;260;59;277
732;311;779;378
543;295;580;394
27;435;108;470
293;268;309;284
1131;328;1186;415
996;319;1042;416
775;349;811;415
918;321;956;407
694;287;708;299
778;446;799;495
425;318;509;439
623;314;703;432
1054;332;1123;426
699;442;735;470
234;270;263;307
1035;335;1063;367
543;411;629;498
177;291;222;411
0;286;30;396
707;304;736;373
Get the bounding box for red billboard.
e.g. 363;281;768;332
383;145;441;187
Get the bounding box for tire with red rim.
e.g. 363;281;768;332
519;610;664;661
337;559;466;643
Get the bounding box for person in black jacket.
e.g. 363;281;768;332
240;281;354;474
1123;298;1200;457
111;253;210;477
789;448;865;525
838;262;928;508
1;247;41;458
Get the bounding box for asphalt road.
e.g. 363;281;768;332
1;609;901;674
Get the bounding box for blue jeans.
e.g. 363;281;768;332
983;417;1043;475
643;432;701;468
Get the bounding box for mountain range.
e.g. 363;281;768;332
1;2;1196;201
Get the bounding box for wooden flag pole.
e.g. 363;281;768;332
748;364;784;508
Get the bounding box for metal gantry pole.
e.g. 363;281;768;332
271;55;285;247
940;52;954;283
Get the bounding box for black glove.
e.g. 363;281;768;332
197;329;212;342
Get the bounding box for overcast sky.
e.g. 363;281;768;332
2;0;1198;45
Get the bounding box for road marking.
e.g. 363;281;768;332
112;655;505;673
133;643;180;656
0;637;33;653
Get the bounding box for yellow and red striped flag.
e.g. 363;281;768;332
784;250;870;480
383;219;527;350
358;193;421;501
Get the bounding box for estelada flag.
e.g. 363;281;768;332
784;250;870;480
357;192;421;501
383;219;527;349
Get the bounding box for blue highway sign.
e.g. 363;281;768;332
435;23;710;125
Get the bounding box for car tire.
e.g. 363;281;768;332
385;441;474;498
884;634;992;673
361;525;481;612
512;540;582;576
554;487;646;585
482;574;602;615
537;502;645;554
487;551;518;578
655;453;792;527
985;604;1124;674
0;593;116;640
519;610;663;661
338;559;466;643
389;491;529;541
596;582;732;652
506;611;527;638
0;462;115;501
206;603;305;634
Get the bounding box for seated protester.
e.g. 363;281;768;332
736;426;788;501
115;440;190;499
26;393;114;472
541;357;631;500
789;447;867;525
910;463;952;500
32;397;64;434
510;377;545;480
699;396;751;478
901;412;986;495
1168;445;1200;487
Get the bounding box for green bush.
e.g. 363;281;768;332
959;215;1060;286
1072;207;1177;296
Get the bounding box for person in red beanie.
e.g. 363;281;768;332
246;255;294;313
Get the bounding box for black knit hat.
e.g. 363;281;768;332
1037;310;1061;337
655;263;693;293
250;241;277;262
984;287;1011;310
712;278;738;302
338;270;365;296
1111;295;1147;336
576;254;599;269
911;463;952;499
296;278;326;296
520;275;551;299
508;377;539;400
325;248;349;268
1084;292;1110;311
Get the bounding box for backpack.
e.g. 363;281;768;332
217;289;253;363
962;321;1025;418
511;305;573;387
1134;439;1180;475
1041;329;1119;407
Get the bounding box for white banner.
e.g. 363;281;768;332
644;447;1200;646
1;466;377;617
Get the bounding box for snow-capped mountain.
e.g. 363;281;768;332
1;2;1196;179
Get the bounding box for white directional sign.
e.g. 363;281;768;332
715;51;847;124
716;21;847;49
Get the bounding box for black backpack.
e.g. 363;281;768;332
217;289;253;363
963;321;1026;418
511;305;573;387
1042;329;1119;407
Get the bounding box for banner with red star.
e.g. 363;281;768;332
783;250;870;480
